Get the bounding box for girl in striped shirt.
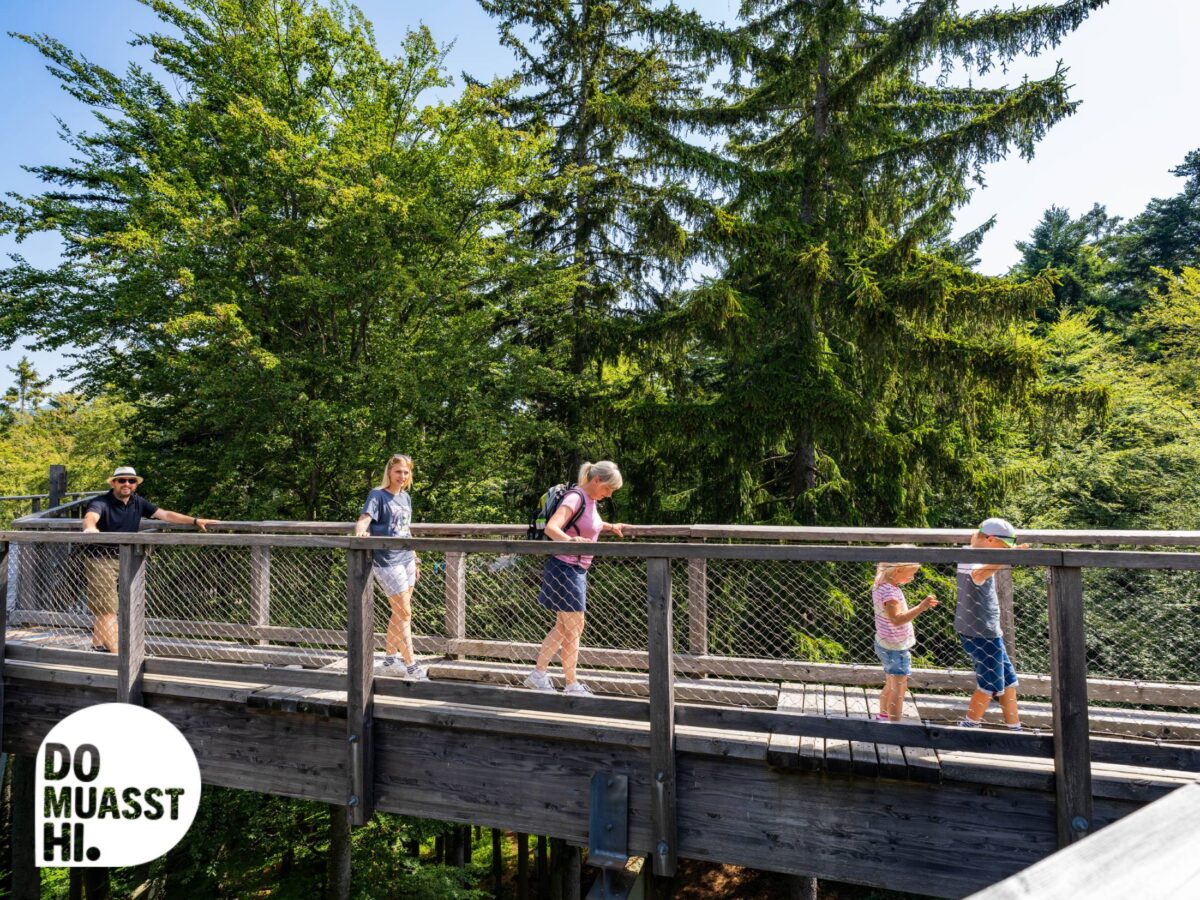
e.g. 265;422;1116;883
873;560;939;722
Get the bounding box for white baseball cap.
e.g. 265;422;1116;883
979;517;1017;546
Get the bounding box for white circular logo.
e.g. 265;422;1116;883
36;703;201;867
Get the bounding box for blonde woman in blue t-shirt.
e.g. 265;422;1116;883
355;454;427;680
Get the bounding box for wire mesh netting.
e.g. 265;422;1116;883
5;536;1199;739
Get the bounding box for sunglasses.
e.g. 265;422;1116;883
113;478;139;485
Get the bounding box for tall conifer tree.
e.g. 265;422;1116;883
679;0;1108;525
478;0;720;481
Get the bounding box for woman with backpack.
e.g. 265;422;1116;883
524;460;628;696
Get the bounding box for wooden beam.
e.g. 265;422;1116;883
48;466;67;511
996;568;1017;667
1048;566;1093;848
969;783;1200;899
687;546;707;656
345;547;375;825
646;558;677;878
11;753;39;900
117;544;147;705
445;551;467;658
0;541;8;752
249;546;271;646
517;832;529;900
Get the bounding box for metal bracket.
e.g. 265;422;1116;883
588;772;629;870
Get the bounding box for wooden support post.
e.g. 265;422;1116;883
516;832;530;900
1;542;7;752
563;844;581;900
997;567;1017;666
12;754;38;900
687;543;707;656
250;546;271;646
117;544;147;705
492;829;504;898
345;548;375;826
549;837;565;900
48;465;67;511
326;804;352;900
537;835;549;899
788;875;818;900
646;558;677;879
1048;565;1093;848
445;551;467;658
82;869;111;900
642;855;675;900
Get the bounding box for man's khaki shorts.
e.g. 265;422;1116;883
84;556;120;616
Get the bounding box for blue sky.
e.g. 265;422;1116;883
2;0;1198;386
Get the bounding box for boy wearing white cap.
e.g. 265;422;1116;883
81;466;218;652
956;517;1030;729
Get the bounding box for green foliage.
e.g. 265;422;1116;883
0;361;130;525
650;0;1104;527
1;0;575;522
1013;204;1115;322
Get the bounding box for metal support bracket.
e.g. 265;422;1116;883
588;771;641;900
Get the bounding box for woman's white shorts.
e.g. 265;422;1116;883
374;560;417;597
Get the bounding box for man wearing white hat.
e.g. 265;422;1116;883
81;466;218;652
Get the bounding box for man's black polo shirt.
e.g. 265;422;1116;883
86;491;159;533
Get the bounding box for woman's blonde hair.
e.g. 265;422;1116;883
378;454;414;492
874;545;920;583
578;460;623;490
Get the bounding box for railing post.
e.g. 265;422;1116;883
48;465;67;510
997;567;1017;666
346;547;375;826
250;545;271;646
117;543;147;704
445;551;467;658
1048;565;1092;848
1;541;8;751
687;540;708;656
646;558;677;878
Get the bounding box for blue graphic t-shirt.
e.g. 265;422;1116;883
361;488;415;568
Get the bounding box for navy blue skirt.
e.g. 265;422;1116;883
537;556;588;613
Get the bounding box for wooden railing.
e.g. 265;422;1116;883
5;527;1200;864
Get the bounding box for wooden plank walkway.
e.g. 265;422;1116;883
10;626;1200;792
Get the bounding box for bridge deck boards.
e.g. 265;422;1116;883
5;627;1196;793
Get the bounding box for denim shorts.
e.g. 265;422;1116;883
874;641;912;677
959;634;1018;696
536;556;588;613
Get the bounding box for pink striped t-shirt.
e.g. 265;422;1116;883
873;582;915;651
553;489;603;570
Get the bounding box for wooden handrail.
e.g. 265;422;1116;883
3;529;1200;569
10;513;1200;547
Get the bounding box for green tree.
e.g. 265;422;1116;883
1103;149;1200;320
664;0;1107;526
0;0;574;521
2;355;52;414
477;0;721;484
1013;204;1115;322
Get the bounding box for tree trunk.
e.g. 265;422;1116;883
789;875;818;900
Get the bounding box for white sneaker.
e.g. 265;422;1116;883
378;656;399;673
563;682;594;697
405;663;429;681
523;669;555;692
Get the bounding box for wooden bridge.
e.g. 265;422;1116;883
3;499;1200;898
